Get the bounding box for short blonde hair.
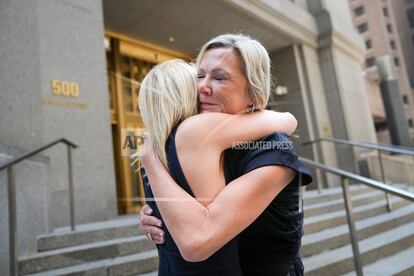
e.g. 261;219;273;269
196;34;271;109
138;59;198;167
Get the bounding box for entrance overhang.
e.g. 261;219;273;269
102;0;319;56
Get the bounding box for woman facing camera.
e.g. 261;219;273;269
138;59;299;275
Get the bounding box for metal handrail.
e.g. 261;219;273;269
303;137;414;211
0;138;77;170
0;138;77;276
303;137;414;156
300;157;414;276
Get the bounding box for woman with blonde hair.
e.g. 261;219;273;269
140;33;312;275
138;58;299;275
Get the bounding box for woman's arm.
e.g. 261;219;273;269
178;111;297;152
171;110;297;207
143;145;295;262
174;110;296;207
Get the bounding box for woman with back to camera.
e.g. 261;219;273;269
140;34;312;275
138;58;299;275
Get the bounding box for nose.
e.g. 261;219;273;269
198;77;212;96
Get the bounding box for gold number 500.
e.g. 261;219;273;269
51;80;79;97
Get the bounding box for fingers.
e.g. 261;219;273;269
139;205;165;244
140;207;163;228
142;226;165;244
145;227;165;244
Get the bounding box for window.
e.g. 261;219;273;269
403;95;409;104
365;57;375;67
365;40;372;49
354;6;365;17
408;119;413;128
387;24;393;33
358;23;368;33
408;8;414;28
394;57;400;66
390;40;396;49
383;7;389;17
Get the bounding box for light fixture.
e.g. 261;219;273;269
104;37;110;50
275;85;289;96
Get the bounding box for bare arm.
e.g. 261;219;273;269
178;111;297;152
139;111;297;242
173;110;296;206
143;147;295;262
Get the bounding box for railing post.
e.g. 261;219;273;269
8;166;18;276
341;177;364;276
377;150;392;211
67;145;75;231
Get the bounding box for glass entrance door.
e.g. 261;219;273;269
105;32;189;214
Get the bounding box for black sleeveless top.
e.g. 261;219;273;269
142;126;242;276
224;132;313;276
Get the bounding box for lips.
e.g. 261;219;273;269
200;102;215;106
199;102;217;111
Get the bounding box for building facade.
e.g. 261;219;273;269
0;0;377;273
348;0;414;143
391;0;414;90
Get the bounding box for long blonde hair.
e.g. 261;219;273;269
197;33;271;109
138;59;198;167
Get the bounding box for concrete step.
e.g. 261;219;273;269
395;266;414;276
25;249;159;276
38;215;142;251
342;246;414;276
301;203;414;257
19;235;155;274
304;189;389;218
303;185;372;206
303;221;414;276
303;195;411;234
137;271;158;276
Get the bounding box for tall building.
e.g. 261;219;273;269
348;0;414;143
390;0;414;90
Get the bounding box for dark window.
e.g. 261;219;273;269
390;40;396;49
383;7;389;17
403;95;409;104
394;57;400;66
354;6;365;17
366;57;376;67
387;24;393;33
358;23;368;33
366;40;372;49
408;119;413;128
408;8;414;28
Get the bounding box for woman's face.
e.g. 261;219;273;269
197;48;253;114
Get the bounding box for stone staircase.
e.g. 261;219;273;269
18;216;158;275
302;185;414;276
17;185;414;275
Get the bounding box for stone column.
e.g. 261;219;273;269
308;0;377;174
377;56;412;146
0;0;117;233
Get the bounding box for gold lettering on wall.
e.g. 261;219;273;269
42;97;88;109
46;79;87;109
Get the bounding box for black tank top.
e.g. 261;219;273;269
142;126;242;276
